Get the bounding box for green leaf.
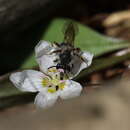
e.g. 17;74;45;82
21;18;130;69
21;53;37;69
43;18;130;56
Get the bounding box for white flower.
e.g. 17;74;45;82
10;40;93;108
10;68;82;109
35;40;93;79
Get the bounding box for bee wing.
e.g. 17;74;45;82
62;21;78;46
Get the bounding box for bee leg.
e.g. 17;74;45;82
80;56;88;66
54;58;59;63
48;66;57;70
72;48;81;53
49;49;62;55
74;53;88;66
71;63;74;68
52;41;60;47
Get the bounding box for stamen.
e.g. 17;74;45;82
42;68;66;93
42;77;49;86
48;68;58;73
51;79;59;86
59;82;66;90
48;88;56;93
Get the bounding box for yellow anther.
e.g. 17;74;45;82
48;68;58;73
48;88;56;93
59;82;65;90
42;77;49;86
51;78;59;86
42;70;66;93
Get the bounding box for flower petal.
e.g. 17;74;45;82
69;51;93;79
38;54;58;73
34;92;58;109
59;80;82;99
35;40;58;73
10;70;47;92
77;51;93;74
35;41;52;61
82;51;93;67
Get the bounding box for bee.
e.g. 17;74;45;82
48;21;87;78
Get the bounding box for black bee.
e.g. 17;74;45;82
49;21;87;77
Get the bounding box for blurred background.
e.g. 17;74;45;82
1;0;130;75
1;0;130;129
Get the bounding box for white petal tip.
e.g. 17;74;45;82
10;70;44;92
9;72;22;86
34;93;58;109
82;51;93;67
35;40;50;52
60;80;82;100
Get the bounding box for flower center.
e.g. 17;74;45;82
42;68;66;93
51;79;59;86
